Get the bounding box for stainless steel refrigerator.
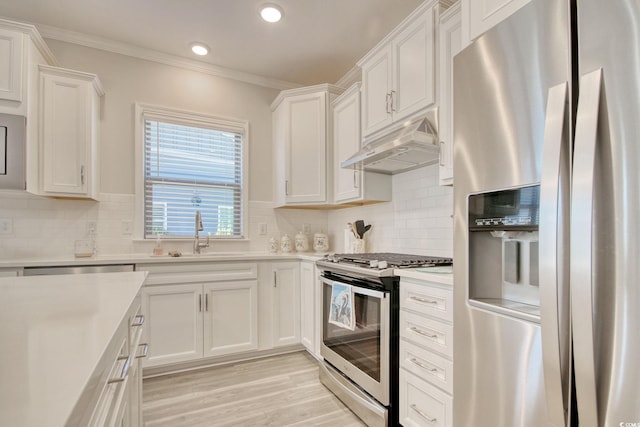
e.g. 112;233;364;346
453;0;640;426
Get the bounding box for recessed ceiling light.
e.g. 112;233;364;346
190;42;209;56
260;4;283;23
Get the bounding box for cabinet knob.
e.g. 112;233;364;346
80;165;86;185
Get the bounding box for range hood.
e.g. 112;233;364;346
341;110;439;175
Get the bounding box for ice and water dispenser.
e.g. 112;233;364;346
467;185;541;322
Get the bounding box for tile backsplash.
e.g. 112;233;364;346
0;165;453;261
328;165;453;257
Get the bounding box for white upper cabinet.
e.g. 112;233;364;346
0;19;56;196
333;83;391;205
0;28;23;103
438;3;465;186
39;66;103;199
462;0;531;44
359;0;438;138
271;84;343;207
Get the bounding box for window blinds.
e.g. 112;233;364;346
143;117;244;238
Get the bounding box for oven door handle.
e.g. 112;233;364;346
321;277;387;299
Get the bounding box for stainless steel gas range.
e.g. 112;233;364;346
316;253;453;427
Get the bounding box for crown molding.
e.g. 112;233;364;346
269;83;345;111
0;17;59;65
36;23;301;91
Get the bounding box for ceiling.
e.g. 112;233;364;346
0;0;426;88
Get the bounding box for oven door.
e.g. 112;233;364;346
320;275;391;405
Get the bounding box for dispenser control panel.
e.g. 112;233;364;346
468;185;540;230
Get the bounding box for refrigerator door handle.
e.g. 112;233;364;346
539;81;570;427
570;68;603;427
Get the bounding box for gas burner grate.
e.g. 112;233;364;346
330;253;453;268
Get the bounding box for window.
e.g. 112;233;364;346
136;104;248;239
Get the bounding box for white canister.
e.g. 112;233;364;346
352;238;366;254
313;231;329;253
294;231;309;252
268;237;279;254
280;234;292;253
344;226;355;253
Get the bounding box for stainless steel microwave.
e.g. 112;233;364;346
0;112;26;190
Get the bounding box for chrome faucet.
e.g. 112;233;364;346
193;211;210;254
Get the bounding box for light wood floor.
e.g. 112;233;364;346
142;351;366;427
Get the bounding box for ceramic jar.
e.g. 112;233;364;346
294;231;309;252
313;231;329;253
268;237;279;254
352;238;366;254
280;234;292;253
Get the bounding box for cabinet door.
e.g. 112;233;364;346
0;28;23;102
272;262;301;347
361;47;393;137
392;6;436;122
438;5;463;186
285;92;327;204
464;0;531;43
40;71;90;195
203;280;258;357
333;86;362;204
299;261;316;353
142;284;203;367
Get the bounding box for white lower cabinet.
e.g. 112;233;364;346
399;275;453;427
89;294;145;427
142;283;202;366
142;281;258;367
204;281;259;356
138;263;259;368
138;261;307;371
271;261;301;347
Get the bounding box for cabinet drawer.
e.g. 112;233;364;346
400;279;453;322
399;369;452;427
400;310;453;358
400;340;453;394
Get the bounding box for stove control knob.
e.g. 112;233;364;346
369;260;378;268
378;260;388;269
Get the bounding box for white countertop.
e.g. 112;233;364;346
0;252;325;269
0;271;148;427
395;265;453;285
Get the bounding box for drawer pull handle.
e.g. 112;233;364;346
410;404;437;423
410;357;439;373
108;356;132;384
136;343;149;359
131;314;145;327
409;326;438;339
410;296;438;305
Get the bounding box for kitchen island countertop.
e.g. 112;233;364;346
0;271;148;427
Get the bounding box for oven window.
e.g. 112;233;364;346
323;282;382;382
